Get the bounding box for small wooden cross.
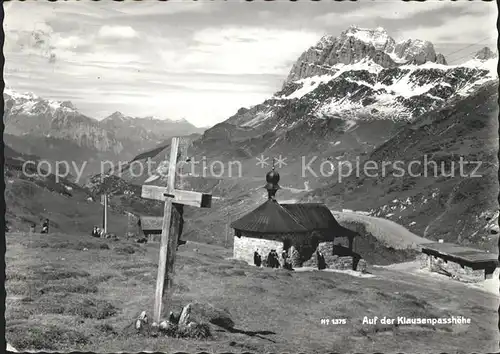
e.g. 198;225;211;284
141;137;212;325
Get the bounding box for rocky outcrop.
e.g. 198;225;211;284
285;27;398;83
394;39;442;65
436;53;447;65
474;47;496;61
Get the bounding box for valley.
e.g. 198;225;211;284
4;19;499;353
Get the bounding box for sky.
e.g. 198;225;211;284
3;0;498;128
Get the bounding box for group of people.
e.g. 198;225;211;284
253;248;293;270
28;219;50;234
91;226;104;238
92;226;119;239
29;219;49;234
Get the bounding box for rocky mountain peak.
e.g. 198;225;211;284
60;100;76;110
394;39;444;65
316;34;336;49
284;26;449;84
341;26;395;52
474;47;497;61
105;111;129;121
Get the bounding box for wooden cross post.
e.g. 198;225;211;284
141;137;212;325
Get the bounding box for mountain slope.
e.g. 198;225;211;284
4;145;128;234
304;81;499;250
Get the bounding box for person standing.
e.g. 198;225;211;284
317;250;326;270
271;249;279;268
281;249;287;266
266;250;274;268
41;219;49;234
254;250;262;267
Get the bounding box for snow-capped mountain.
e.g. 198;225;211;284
4;88;124;153
285;26;448;84
3;89;206;180
226;28;496;130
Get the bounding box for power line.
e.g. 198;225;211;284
447;47;497;65
443;35;497;64
443;35;494;58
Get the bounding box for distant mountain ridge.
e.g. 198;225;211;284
4;88;123;153
3;89;206;179
100;111;204;142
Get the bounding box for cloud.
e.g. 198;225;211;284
396;10;497;46
341;1;452;21
4;0;498;128
98;25;138;39
112;1;210;16
159;27;321;75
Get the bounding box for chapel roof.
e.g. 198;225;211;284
230;166;358;238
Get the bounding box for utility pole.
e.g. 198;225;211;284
101;193;108;234
225;210;231;248
104;193;108;234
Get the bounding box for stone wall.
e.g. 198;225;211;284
418;254;486;283
234;235;367;272
288;246;302;267
303;242;334;268
233;235;284;266
298;242;367;272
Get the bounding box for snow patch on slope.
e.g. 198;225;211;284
277;58;497;123
277;59;384;100
240;109;275;128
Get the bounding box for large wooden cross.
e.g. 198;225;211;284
141;137;212;325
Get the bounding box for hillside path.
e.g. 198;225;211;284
332;211;432;249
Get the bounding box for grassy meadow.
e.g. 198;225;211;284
5;231;498;353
